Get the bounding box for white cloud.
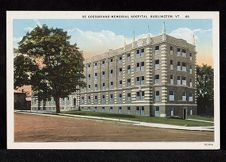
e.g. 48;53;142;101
169;28;197;44
68;28;127;58
169;27;212;44
68;28;153;58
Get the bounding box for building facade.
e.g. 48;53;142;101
31;30;197;118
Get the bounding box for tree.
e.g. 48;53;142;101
196;64;214;116
15;25;86;113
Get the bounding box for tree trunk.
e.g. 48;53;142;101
43;99;46;110
38;99;41;111
55;97;60;113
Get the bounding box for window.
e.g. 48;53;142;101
88;84;91;89
119;80;122;88
177;76;181;85
136;62;145;71
155;60;160;70
119;67;122;75
170;108;174;116
182;92;186;101
102;83;105;90
102;71;105;76
102;60;105;64
127;106;131;114
94;84;98;91
118;93;122;103
118;56;122;63
170;75;174;84
102;107;105;112
141;76;145;85
94;107;97;112
118;107;122;113
127;78;131;87
110;58;113;62
110;107;113;112
155;75;160;84
87;64;91;68
155;106;159;111
127;65;131;74
88;74;91;79
170;60;173;70
136;91;145;100
110;81;114;89
182;49;186;57
189;93;193;102
110;94;114;103
155;91;160;102
136;62;140;71
182;77;187;86
189;53;192;60
136;76;145;85
182;62;186;72
189;65;192;74
81;96;85;104
177;48;181;56
87;96;91;104
110;69;113;78
127;93;131;102
169;91;174;101
127;53;131;60
94;96;98;103
94;73;98;80
136;48;144;57
102;95;106;104
190;109;193;115
189;79;192;87
177;62;181;71
141;62;145;71
155;46;160;55
94;62;98;66
170;46;173;55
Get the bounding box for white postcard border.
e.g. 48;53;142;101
7;11;220;150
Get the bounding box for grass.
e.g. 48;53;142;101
62;110;214;127
188;115;214;122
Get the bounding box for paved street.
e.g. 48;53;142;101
15;112;214;142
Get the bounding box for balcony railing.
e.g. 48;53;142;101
182;96;186;101
155;50;160;55
169;95;174;101
155;96;160;102
189;96;193;102
177;66;181;71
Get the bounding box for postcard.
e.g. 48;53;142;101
7;11;220;149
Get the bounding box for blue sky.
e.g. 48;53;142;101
13;19;213;65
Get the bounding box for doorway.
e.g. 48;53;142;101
183;108;187;119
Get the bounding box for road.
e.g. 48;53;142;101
15;112;214;142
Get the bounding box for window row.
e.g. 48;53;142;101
154;46;193;60
85;76;145;91
154;91;194;102
154;75;193;87
81;106;145;115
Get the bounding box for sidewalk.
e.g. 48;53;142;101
15;110;214;132
187;118;214;124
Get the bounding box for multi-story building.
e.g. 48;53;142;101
31;26;197;118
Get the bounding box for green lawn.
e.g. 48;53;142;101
188;115;214;122
62;111;214;127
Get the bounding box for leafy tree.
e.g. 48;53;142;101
196;64;214;116
16;25;86;113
